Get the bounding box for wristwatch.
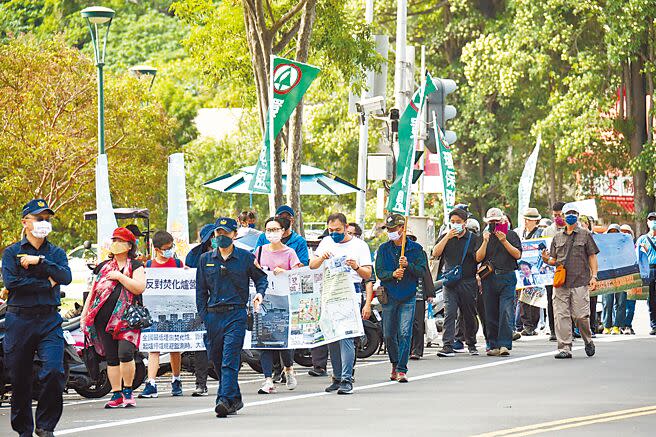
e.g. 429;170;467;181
38;255;46;264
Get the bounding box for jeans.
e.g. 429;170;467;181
328;338;356;383
4;311;65;435
625;299;636;328
648;269;656;329
602;292;627;328
205;309;247;406
411;300;426;357
546;285;555;335
260;349;294;377
382;297;416;373
443;278;478;348
483;272;517;350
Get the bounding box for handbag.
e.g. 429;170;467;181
375;285;389;305
477;261;494;280
123;298;153;330
553;234;575;288
82;337;101;381
439;233;472;287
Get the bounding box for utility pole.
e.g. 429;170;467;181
394;0;407;111
418;45;426;216
355;0;375;229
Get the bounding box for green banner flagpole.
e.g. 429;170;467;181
433;113;457;224
249;56;320;195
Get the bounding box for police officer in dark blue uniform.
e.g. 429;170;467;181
196;217;268;418
1;199;72;437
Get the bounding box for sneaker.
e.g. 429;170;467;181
585;341;596;357
499;347;510;356
468;346;479;356
228;400;244;415
437;346;455;357
308;368;328;377
409;354;421;360
512;332;522;341
554;350;572;359
258;378;276;394
171;379;183;397
35;429;55;437
486;349;500;357
285;370;297;390
650;328;656;336
520;328;534;336
573;328;581;338
337;380;353;395
138;382;158;398
602;327;611;335
549;334;557;342
191;385;208;397
621;327;631;335
122;388;136;408
396;372;408;383
611;326;621;335
272;370;284;383
630;327;636;335
452;340;465;352
215;401;230;418
105;391;124;408
390;365;398;381
325;379;341;393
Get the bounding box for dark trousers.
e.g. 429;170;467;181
546;285;555;335
483;272;517;350
205;309;246;406
5;311;65;436
260;350;294;377
195;333;209;388
443;278;478;348
520;302;541;331
476;288;488;342
411;300;426;357
311;345;329;370
648;272;656;329
589;295;598;332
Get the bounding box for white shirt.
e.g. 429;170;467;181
315;235;373;284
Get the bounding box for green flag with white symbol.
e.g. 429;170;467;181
433;115;457;222
249;56;320;194
387;73;437;215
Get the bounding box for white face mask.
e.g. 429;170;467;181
387;230;401;241
266;230;283;243
450;223;464;233
31;221;52;239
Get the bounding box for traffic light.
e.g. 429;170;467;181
425;78;457;153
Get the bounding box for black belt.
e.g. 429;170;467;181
7;305;58;316
494;269;515;275
207;305;245;313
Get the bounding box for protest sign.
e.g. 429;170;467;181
140;268;205;353
515;237;553;308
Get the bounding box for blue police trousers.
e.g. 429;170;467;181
205;309;247;406
4;311;65;436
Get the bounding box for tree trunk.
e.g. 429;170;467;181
548;142;556;207
286;0;317;235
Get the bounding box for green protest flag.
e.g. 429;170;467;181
433;115;457;222
387;73;437;215
249;56;320;193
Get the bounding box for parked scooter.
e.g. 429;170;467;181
356;297;384;359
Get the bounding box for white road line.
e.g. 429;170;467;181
55;336;645;436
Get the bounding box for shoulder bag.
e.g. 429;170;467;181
439;233;472;287
553;234;575;288
122;260;153;329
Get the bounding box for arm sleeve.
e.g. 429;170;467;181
405;246;427;279
509;232;523;252
295;239;310;266
195;256;208;319
250;260;269;297
359;241;373;267
374;245;394;282
1;247;51;292
42;247;72;285
288;250;301;269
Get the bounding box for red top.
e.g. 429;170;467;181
147;257;183;268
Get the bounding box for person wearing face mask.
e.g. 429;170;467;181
1;199;72;437
541;204;598;359
541;201;566;341
256;205;309;266
475;208;523;357
196;217;268;417
80;227;146;408
236;210;258;238
432;208;482;357
253;217;302;394
636;211;656;335
139;231;185;400
309;213;372;394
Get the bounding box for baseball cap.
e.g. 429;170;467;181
383;214;405;229
199;223;217;244
647;212;656;220
275;205;295;217
484;208;504;223
214;217;238;232
562;203;580;215
112;227;136;243
22;199;55;217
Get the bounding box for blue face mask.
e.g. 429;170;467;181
248;223;256;229
565;214;578;225
330;232;345;244
162;248;175;259
212;235;233;249
649;220;656;231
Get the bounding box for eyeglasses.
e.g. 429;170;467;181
265;228;283;233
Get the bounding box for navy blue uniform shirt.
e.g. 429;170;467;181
1;237;72;307
195;246;268;319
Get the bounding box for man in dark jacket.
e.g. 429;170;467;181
375;214;427;383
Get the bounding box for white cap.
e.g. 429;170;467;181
484;207;504;222
562;203;580;215
466;218;480;233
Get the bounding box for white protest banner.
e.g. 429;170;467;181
167;153;190;259
565;199;598;221
517;134;541;227
140;268;205;353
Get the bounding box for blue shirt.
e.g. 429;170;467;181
375;238;427;302
195;246;268;318
1;237;72;307
256;231;309;265
637;233;656;265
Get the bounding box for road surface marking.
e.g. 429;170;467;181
54;336;643;435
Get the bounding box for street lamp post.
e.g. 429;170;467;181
81;6;115;155
128;65;158;90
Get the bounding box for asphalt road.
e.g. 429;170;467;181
1;331;655;437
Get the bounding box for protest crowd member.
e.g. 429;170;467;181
349;223;376;327
81;227;146;408
476;208;522;357
254;216;302;394
185;223;217;396
542;201;566;341
237;210;257;238
2;199;72;437
620;224;637;334
196;218;268;417
309;212;372;394
432;208;481;357
375;214;427;381
515;208;543;337
407;229;435;360
601;225;626;335
140;231;185;399
541;204;598;359
636;211;656;336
